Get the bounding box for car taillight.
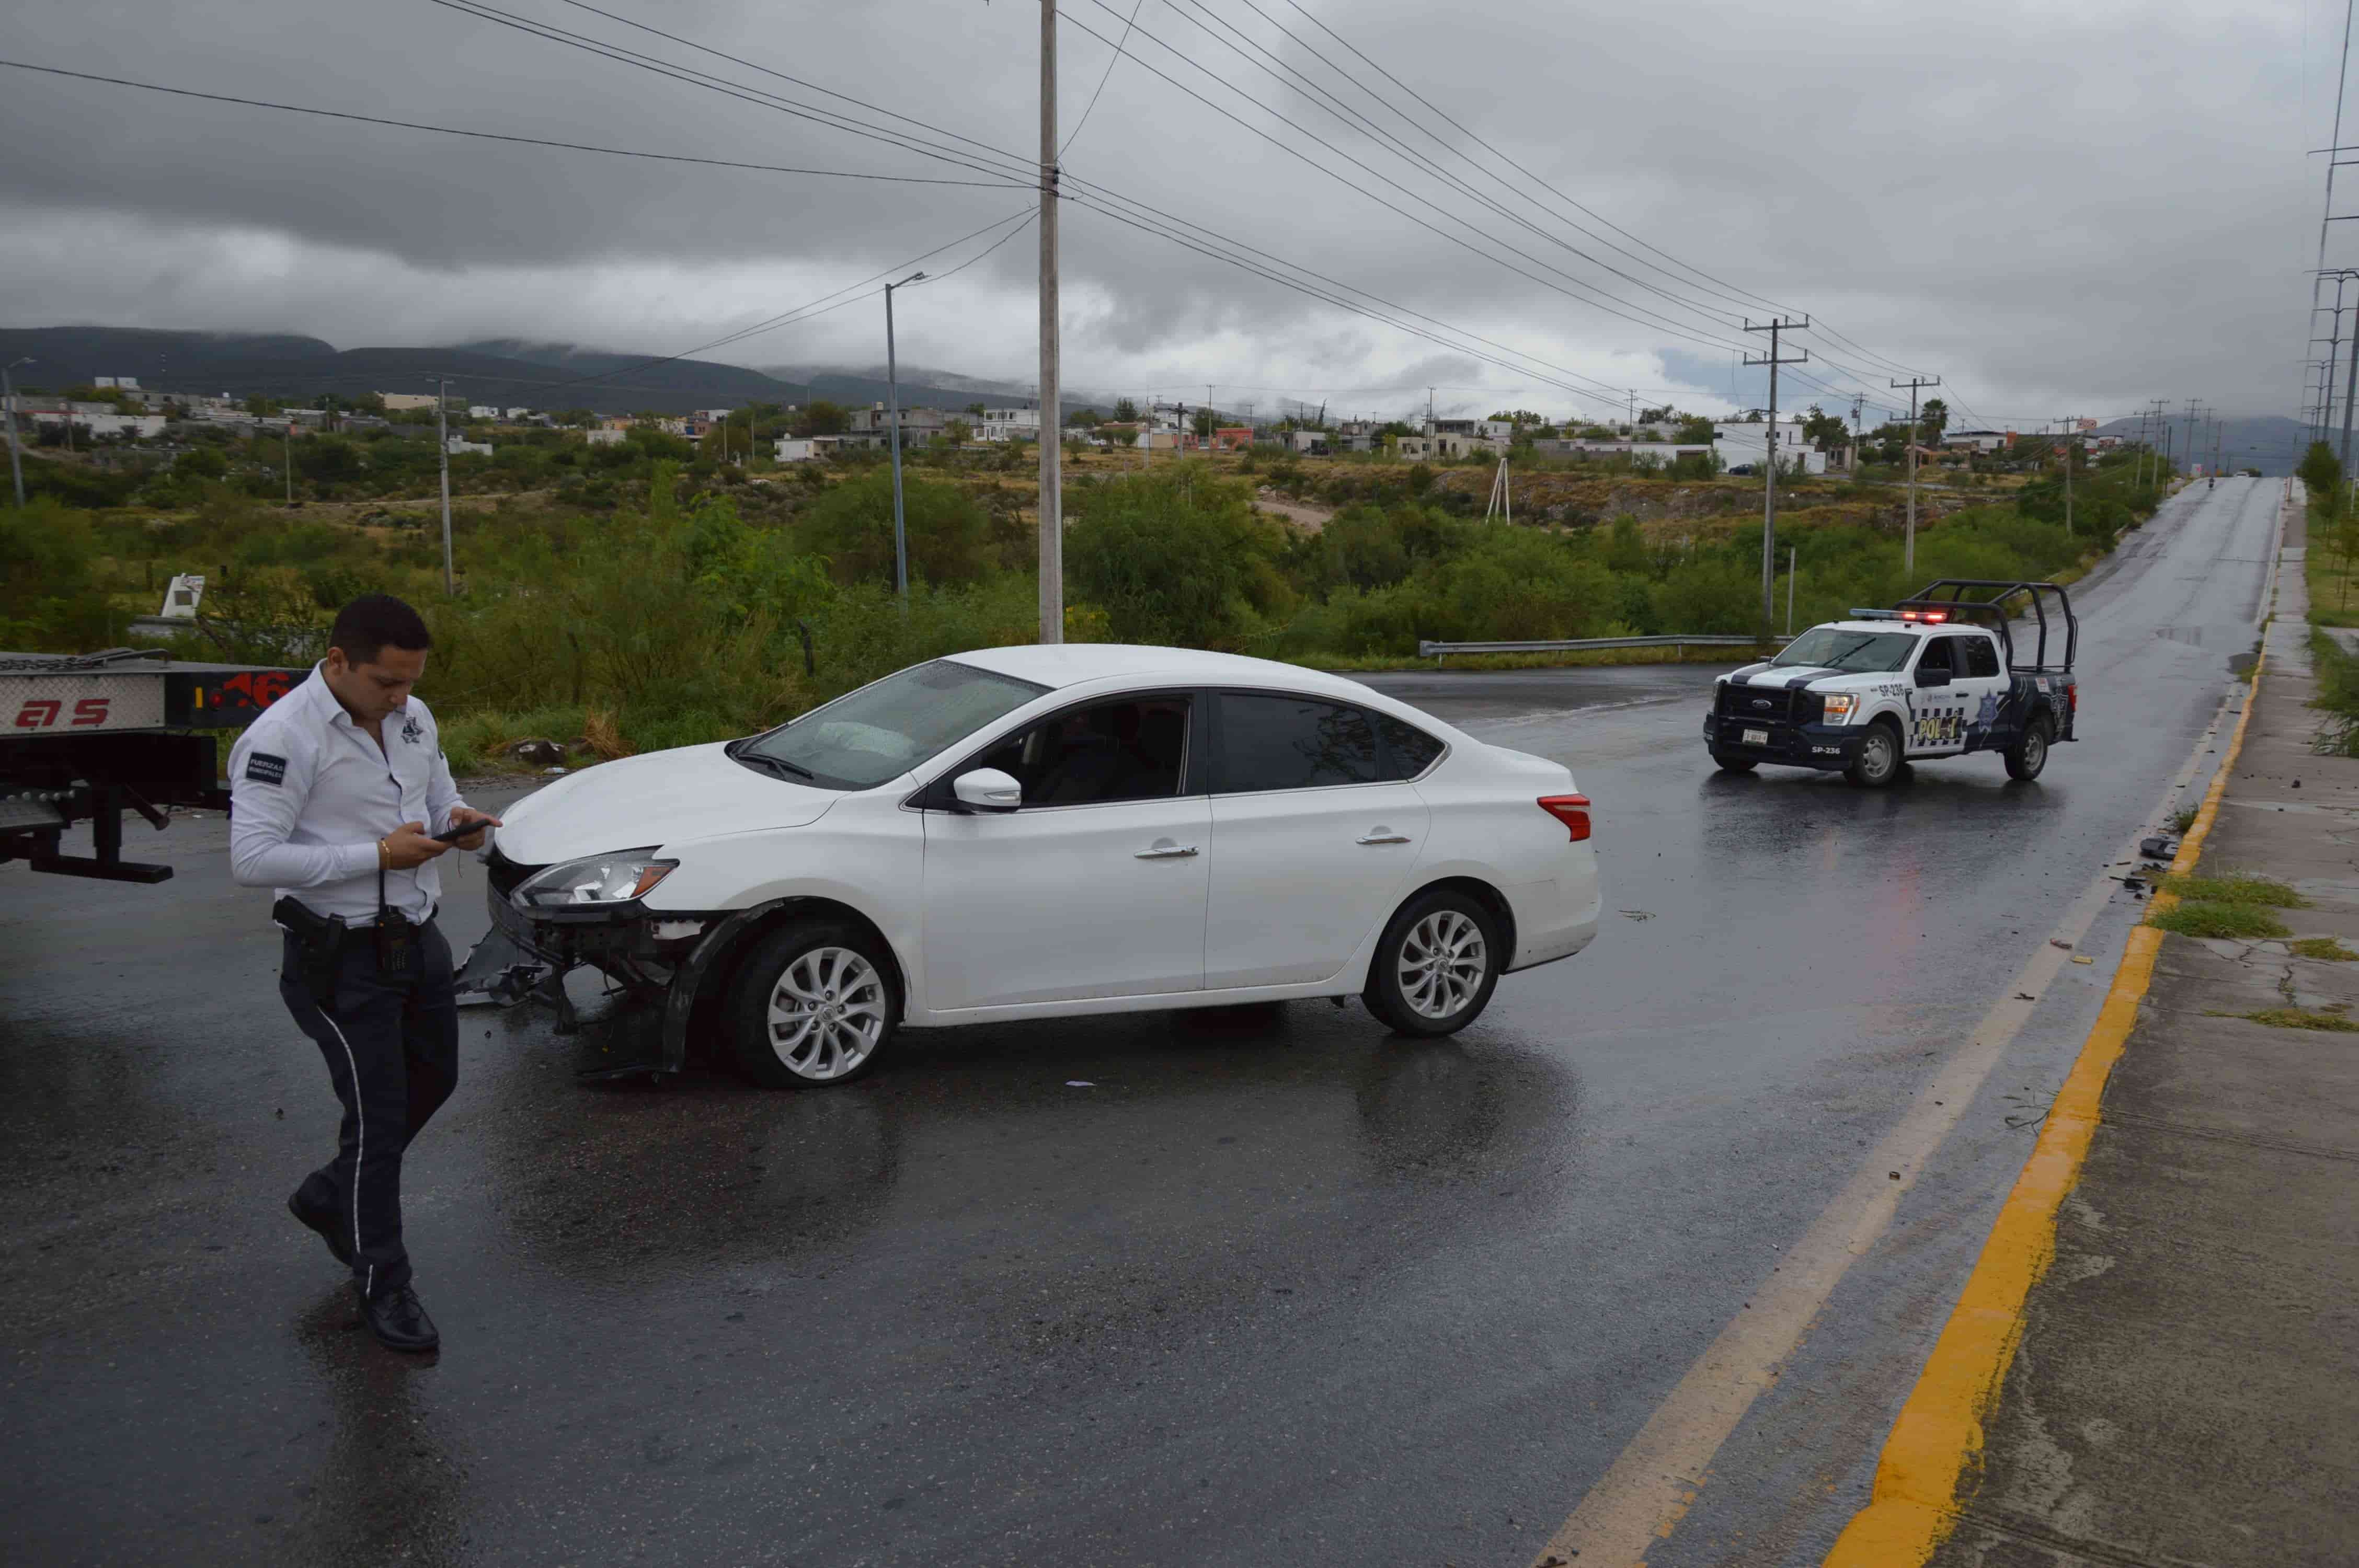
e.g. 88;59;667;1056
1538;794;1591;841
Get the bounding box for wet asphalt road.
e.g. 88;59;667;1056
3;480;2278;1566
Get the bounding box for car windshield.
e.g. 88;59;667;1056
1771;627;1919;673
737;660;1047;791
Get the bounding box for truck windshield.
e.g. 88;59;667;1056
1772;628;1918;673
736;659;1047;791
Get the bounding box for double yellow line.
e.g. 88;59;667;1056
1822;658;2264;1565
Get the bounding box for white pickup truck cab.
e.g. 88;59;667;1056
1703;579;2079;788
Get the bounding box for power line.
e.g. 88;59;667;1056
1064;0;1146;155
0;57;1030;189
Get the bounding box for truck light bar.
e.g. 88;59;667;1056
1848;607;1898;619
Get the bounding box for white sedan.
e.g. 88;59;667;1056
480;645;1601;1087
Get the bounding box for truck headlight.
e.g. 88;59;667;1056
1821;693;1859;725
515;850;677;908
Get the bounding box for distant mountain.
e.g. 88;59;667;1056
1;324;1119;420
2091;413;2308;477
0;326;337;387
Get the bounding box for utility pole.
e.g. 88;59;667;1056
2;357;28;510
284;419;293;506
2055;417;2076;532
884;270;926;613
433;376;454;595
1890;373;1941;574
1428;386;1436;435
1037;0;1063;643
1744;317;1809;632
2182;400;2204;480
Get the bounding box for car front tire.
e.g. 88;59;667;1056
1845;720;1902;788
1362;889;1502;1037
1711;752;1758;773
725;918;901;1089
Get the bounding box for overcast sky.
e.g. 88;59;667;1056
0;0;2335;426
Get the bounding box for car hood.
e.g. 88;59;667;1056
491;742;843;865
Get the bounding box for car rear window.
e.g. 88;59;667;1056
1374;713;1446;779
1216;694;1380;793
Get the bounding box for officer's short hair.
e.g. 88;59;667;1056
329;595;432;667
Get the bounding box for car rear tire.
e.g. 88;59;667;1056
1362;888;1502;1038
2005;715;2053;781
1711;752;1758;773
1845;720;1902;788
724;919;900;1089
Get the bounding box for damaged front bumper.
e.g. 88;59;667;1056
459;852;758;1080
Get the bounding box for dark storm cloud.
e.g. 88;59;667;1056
0;0;2327;419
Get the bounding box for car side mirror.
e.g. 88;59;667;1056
1916;667;1951;689
952;768;1023;813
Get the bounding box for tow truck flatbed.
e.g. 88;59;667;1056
2;649;308;883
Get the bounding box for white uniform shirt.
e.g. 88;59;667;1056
227;664;469;925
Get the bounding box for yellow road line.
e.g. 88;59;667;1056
1819;655;2264;1566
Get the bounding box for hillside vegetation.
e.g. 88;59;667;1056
1;440;2162;774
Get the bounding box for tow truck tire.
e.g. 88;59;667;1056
1845;719;1902;789
1711;753;1757;773
2005;715;2053;781
725;919;901;1089
1362;888;1502;1038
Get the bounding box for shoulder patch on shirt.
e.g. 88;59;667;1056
244;752;288;786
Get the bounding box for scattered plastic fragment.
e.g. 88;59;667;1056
2072;955;2095;965
1066;1080;1094;1088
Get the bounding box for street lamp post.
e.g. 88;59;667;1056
884;270;926;612
2;357;30;509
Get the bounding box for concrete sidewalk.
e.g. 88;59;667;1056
1931;492;2359;1566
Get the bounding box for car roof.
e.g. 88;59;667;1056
944;643;1381;700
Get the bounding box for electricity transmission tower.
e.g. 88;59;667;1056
1744;317;1808;634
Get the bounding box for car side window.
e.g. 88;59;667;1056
1961;636;2001;678
967;696;1192;806
1373;713;1446;780
1215;694;1379;793
1915;637;1953;675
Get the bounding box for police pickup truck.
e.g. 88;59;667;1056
1704;579;2078;788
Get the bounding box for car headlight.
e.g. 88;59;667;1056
1821;693;1859;724
514;850;677;908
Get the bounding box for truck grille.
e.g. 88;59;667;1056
1717;682;1824;725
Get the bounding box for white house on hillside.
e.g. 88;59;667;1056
1712;419;1826;475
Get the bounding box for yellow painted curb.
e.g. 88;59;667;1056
1821;658;2263;1567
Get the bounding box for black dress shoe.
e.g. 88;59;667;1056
288;1184;355;1268
360;1284;440;1352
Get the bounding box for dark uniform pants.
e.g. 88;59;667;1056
279;921;459;1299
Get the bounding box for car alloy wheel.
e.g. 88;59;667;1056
766;947;887;1080
1364;889;1503;1037
2006;717;2052;781
725;918;901;1089
1398;909;1487;1020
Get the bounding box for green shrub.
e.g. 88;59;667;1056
2148;903;2291;940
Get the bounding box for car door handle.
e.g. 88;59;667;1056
1357;829;1413;845
1135;841;1199;859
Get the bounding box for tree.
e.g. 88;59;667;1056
1487;409;1547;428
1674;415;1717;445
1192;408;1217;439
1067;407;1100;428
794;399;849;437
2298;440;2343;500
797;472;992;585
1800;404;1850;453
1113;397;1139;423
965;401;987;417
1918;398;1950;448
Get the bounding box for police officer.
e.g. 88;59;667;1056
228;594;500;1352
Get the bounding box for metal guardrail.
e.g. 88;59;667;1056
1416;633;1790;662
